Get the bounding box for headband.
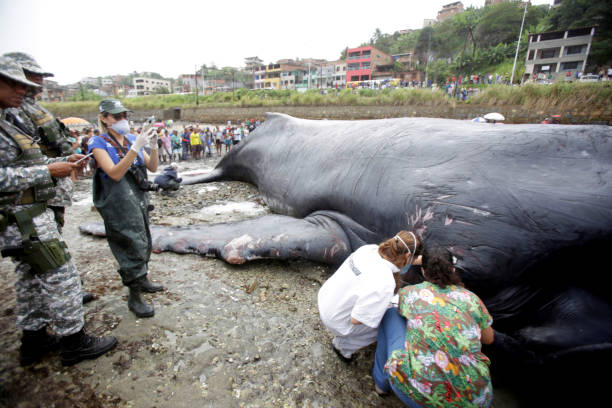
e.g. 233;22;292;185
395;232;417;254
395;232;418;265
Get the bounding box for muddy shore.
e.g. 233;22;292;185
0;151;520;407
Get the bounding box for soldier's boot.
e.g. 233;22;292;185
136;275;164;293
60;328;117;366
19;327;61;366
128;286;155;318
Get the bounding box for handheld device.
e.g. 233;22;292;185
74;152;93;164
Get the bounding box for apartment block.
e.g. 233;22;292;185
523;26;596;82
437;2;464;22
345;46;393;84
132;77;171;96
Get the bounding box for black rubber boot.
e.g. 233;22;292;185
19;327;61;366
128;286;154;317
60;328;117;366
137;275;164;293
82;291;95;304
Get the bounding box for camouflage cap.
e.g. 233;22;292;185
0;56;41;88
2;52;54;77
98;99;131;114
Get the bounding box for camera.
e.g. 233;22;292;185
137;178;160;192
128;166;160;192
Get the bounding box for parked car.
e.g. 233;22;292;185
579;74;599;82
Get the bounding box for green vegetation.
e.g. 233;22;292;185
363;0;609;84
42;82;612;117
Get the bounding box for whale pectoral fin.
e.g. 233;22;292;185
79;214;352;266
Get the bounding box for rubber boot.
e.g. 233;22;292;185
19;327;61;366
137;275;164;293
128;286;154;317
82;291;95;304
60;328;117;366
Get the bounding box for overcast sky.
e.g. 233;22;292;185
0;0;552;85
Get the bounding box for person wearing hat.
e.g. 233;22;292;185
0;56;117;366
88;99;163;317
3;52;95;304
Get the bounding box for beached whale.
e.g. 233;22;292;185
81;113;612;400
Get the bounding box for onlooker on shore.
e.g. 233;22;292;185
215;127;223;156
181;127;191;160
224;127;233;153
160;129;172;163
171;130;181;162
233;126;242;145
190;128;202;160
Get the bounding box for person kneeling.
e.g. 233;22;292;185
154;162;181;196
317;231;422;362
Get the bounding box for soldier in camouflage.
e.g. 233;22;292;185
2;52;94;304
0;56;117;366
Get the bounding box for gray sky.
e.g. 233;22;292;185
0;0;552;85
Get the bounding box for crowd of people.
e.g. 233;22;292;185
152;120;258;163
0;51;495;407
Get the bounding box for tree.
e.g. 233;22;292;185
476;2;548;49
453;6;483;56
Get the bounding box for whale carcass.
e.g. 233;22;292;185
81;113;612;400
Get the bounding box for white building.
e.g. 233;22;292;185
132;77;171;96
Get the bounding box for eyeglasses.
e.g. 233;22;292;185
110;112;128;120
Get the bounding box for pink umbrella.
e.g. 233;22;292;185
153;122;165;128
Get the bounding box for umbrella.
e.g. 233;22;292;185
61;117;91;127
483;112;505;123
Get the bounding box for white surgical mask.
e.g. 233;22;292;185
110;119;130;135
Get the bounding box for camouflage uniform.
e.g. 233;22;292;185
0;109;84;336
2;53;74;230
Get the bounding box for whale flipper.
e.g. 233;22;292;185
79;211;379;266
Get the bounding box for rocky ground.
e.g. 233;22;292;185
0;151;520;408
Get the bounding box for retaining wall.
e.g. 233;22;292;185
55;105;611;126
179;105;611;125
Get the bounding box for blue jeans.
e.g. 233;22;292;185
373;308;420;408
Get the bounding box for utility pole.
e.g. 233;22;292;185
195;65;199;106
424;29;432;87
232;70;235;101
319;65;322;89
510;3;528;85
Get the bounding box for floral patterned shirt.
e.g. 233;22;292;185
386;282;493;407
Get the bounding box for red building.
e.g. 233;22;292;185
345;46;393;84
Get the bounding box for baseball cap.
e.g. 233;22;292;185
99;99;131;114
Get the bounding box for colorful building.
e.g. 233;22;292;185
345;46;393;85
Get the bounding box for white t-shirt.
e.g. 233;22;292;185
317;245;398;335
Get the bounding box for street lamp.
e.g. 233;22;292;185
195;65;199;106
510;3;528;85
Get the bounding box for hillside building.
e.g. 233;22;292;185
345;46;393;84
133;77;171;96
523;26;596;82
437;2;464;22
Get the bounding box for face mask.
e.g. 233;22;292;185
110;119;130;135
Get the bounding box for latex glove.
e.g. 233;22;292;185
148;130;159;151
130;129;150;153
